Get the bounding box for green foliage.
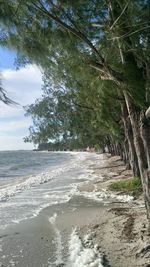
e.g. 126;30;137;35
24;66;123;148
109;176;142;196
0;0;149;148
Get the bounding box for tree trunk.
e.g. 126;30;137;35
124;91;150;230
123;138;130;168
121;101;140;177
140;111;150;169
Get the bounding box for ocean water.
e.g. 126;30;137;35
0;151;107;267
0;150;99;230
0;150;70;186
0;151;134;267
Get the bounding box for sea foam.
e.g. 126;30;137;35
48;213;64;266
68;229;104;267
75;188;134;203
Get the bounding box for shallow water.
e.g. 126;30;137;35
0;151;98;229
0;151;106;266
0;152;133;266
0;150;70;185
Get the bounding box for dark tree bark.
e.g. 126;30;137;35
121;101;140;177
124;91;150;229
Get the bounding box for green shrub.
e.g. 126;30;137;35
109;177;142;196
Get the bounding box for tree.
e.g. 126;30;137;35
24;64;124;153
1;0;150;228
0;74;17;104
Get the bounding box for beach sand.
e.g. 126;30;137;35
77;155;150;267
0;154;150;267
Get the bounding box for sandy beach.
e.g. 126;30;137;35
77;155;150;267
0;153;150;267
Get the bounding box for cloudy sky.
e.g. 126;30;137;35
0;48;43;150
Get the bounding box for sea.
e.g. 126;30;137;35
0;151;133;267
0;150;96;229
0;150;107;266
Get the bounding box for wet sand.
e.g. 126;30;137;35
0;200;105;267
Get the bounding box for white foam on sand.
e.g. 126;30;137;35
48;213;64;266
76;188;134;203
68;229;104;267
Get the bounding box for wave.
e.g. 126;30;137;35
0;152;88;202
9;162;41;171
0;164;74;202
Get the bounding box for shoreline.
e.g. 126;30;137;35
0;153;150;266
77;154;150;267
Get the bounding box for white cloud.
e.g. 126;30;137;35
2;64;43;105
0;118;32;133
0;65;43;150
0;136;34;150
0;103;23;118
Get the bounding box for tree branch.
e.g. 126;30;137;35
89;61;124;86
31;1;125;88
110;2;129;30
32;1;105;63
71;100;94;111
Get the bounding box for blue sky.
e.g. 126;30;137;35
0;48;43;150
0;48;17;69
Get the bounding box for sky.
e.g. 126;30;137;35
0;48;43;150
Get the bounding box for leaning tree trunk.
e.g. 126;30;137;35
123;138;129;166
124;91;150;230
140;110;150;228
140;110;150;227
126;118;140;176
138;1;150;226
121;101;140;177
140;111;150;169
